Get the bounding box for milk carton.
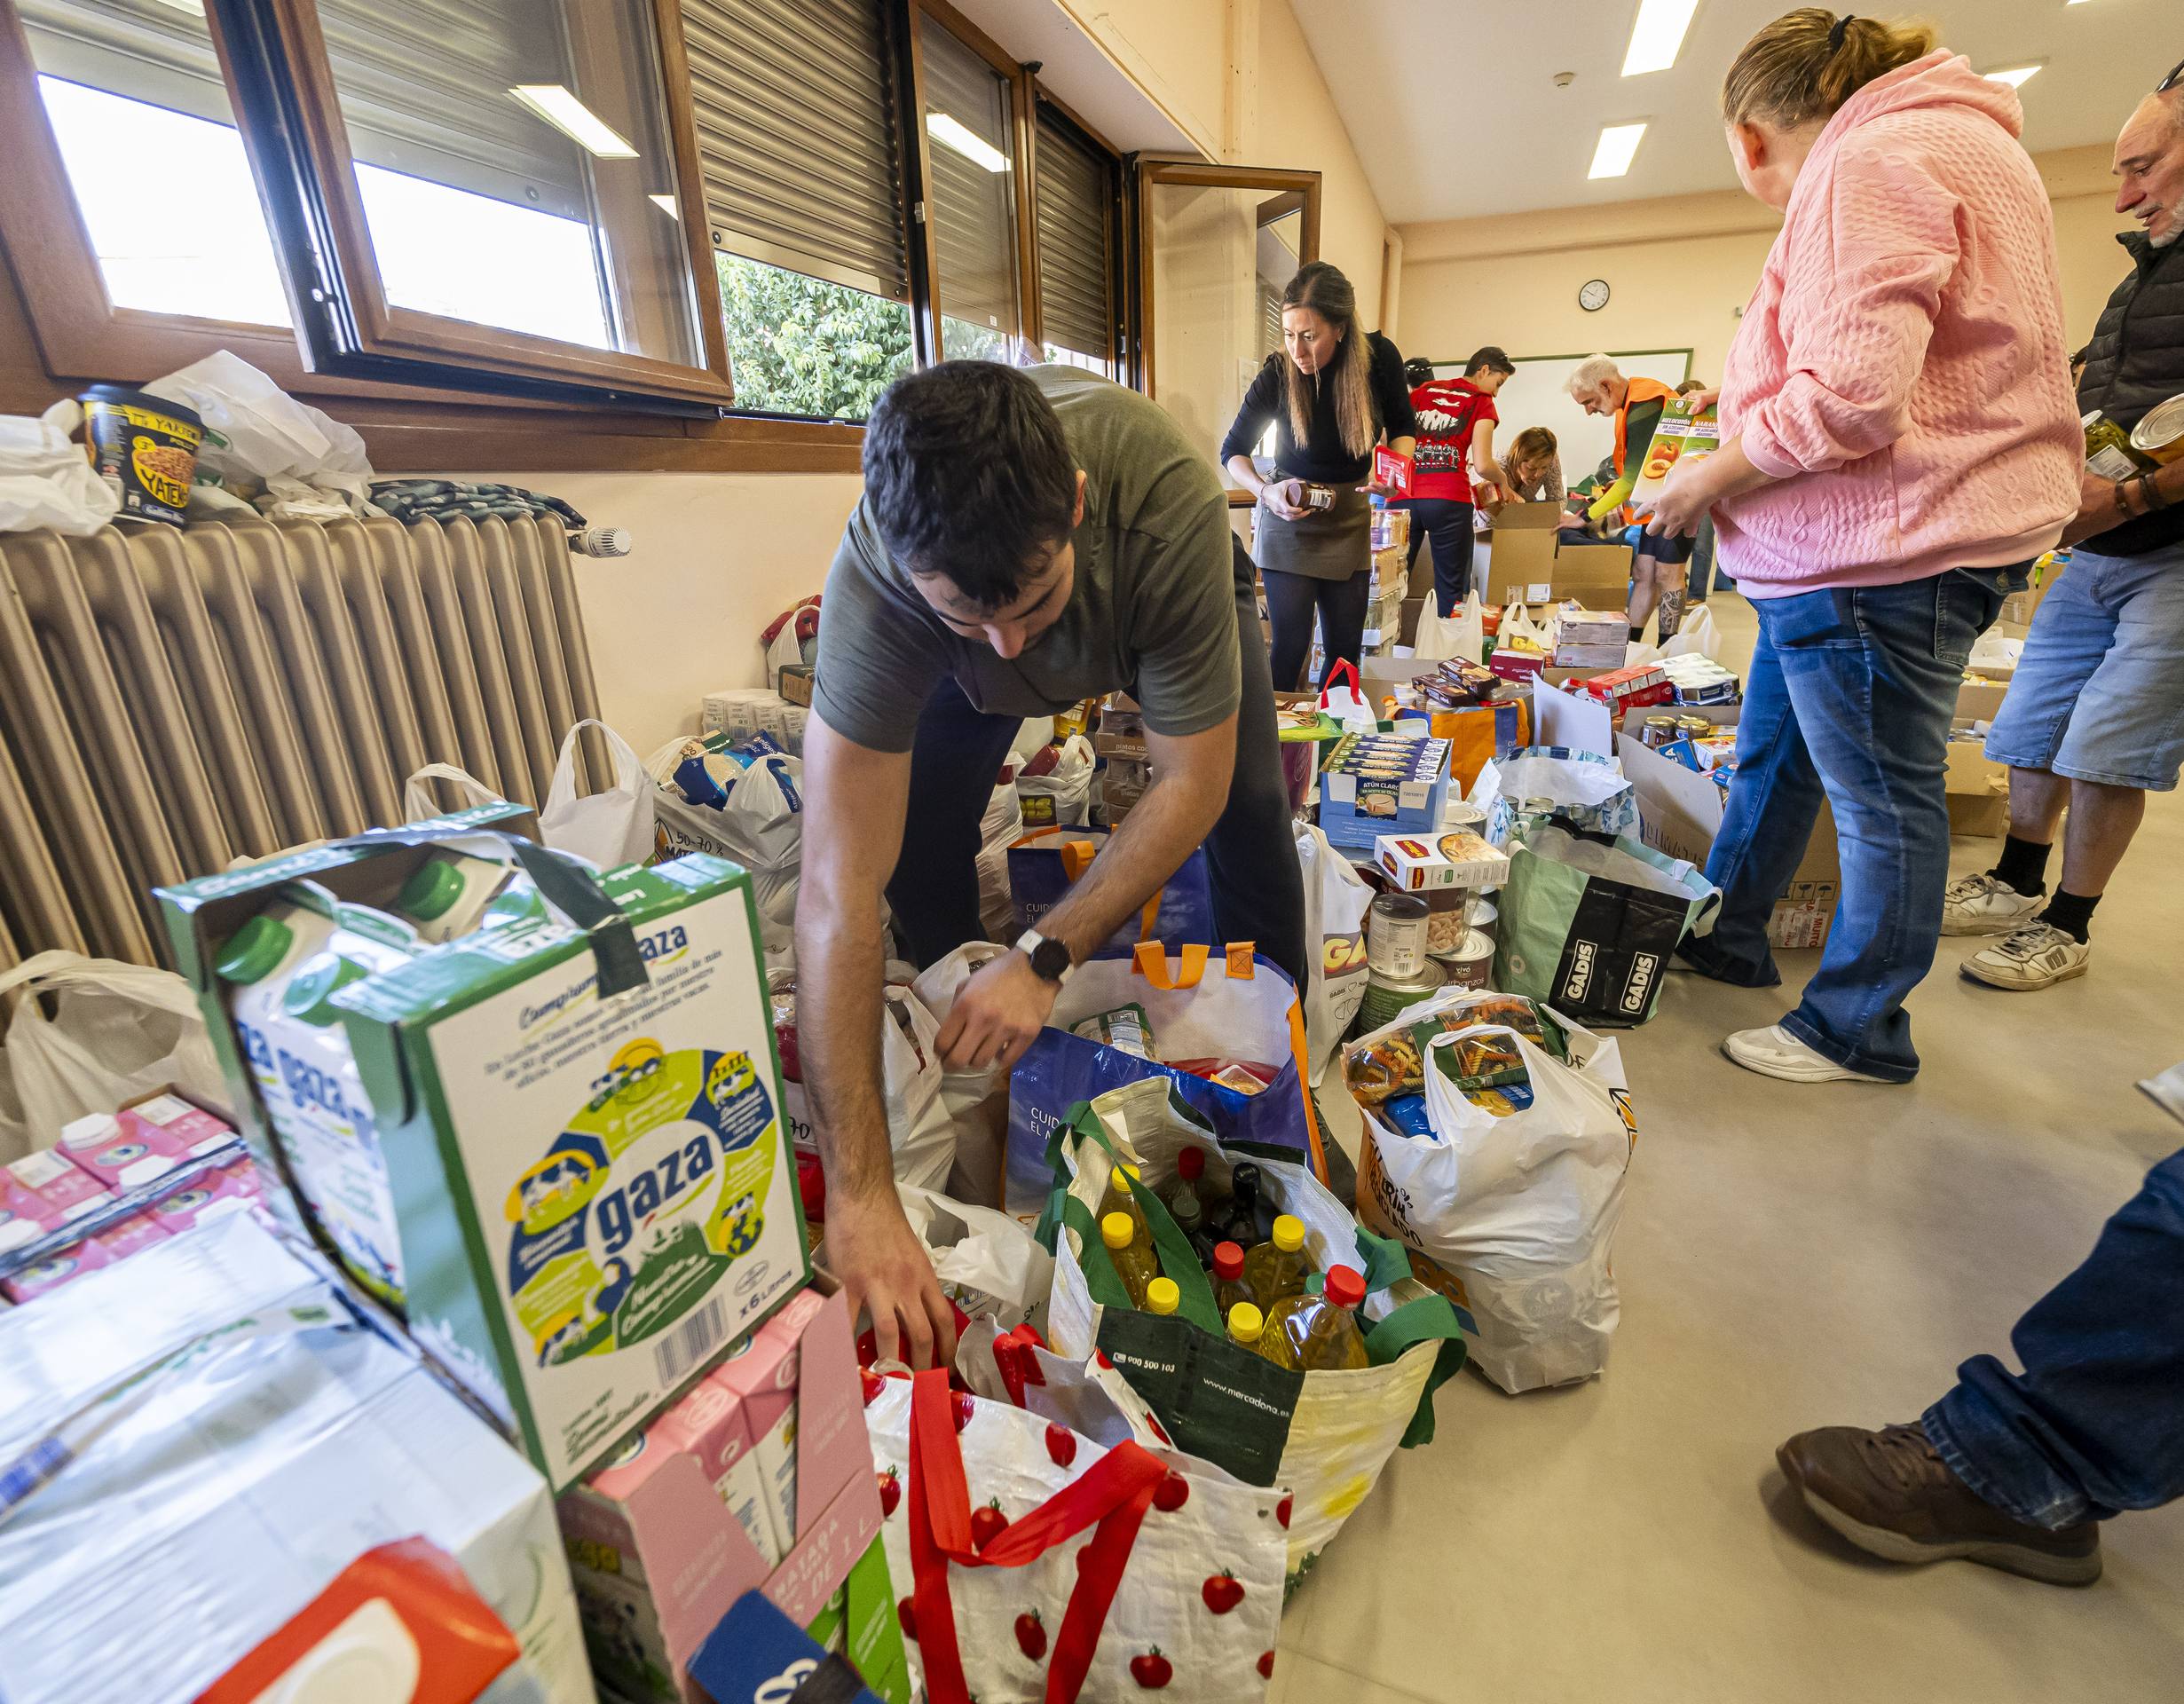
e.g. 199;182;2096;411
708;1289;827;1550
0;1151;110;1251
390;848;520;943
56;1110;191;1189
216;889;417;1305
333;852;809;1490
117;1093;237;1157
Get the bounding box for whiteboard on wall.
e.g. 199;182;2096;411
1425;349;1691;491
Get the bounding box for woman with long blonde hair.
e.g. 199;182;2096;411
1220;261;1416;690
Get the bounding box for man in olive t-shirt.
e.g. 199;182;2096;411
800;362;1304;1369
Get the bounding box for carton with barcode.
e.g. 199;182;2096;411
335;852;809;1492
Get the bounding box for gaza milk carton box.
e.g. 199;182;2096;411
329;851;810;1492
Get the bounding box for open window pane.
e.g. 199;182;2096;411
20;0;289;326
919;19;1019;362
715;250;912;421
312;0;704;366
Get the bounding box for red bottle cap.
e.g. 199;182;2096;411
1212;1241;1244;1281
1326;1265;1366;1308
1178;1147;1205;1182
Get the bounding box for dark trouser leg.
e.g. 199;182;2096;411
1424;501;1477;616
1314;572;1372;684
1203;534;1309;990
1926;1147;2184;1527
884;674;1024;968
1262;568;1319;692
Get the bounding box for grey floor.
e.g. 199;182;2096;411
1273;591;2184;1703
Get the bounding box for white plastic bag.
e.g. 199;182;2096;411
882;985;954;1190
1351;990;1634;1392
145;351;371;488
911;941;1012;1204
0;953;228;1161
1295;821;1372;1083
895;1182;1053;1327
1660;602;1721;661
540;719;656;870
1013;735;1093;830
714;753;804;951
976;776;1021;941
401;762;508;822
0;400;119;536
1412;588;1485;665
1500;604;1549;654
1317;658;1377;734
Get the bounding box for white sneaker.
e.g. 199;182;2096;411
1723;1024;1867;1083
1961;921;2091;991
1941;872;2045;936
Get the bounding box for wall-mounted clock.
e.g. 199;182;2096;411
1579;278;1611;312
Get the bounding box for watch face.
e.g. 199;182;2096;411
1030;938;1072;982
1580;278;1611;312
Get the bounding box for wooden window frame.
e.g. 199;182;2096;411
1134;161;1320;400
0;0;1148;469
1029;83;1128;379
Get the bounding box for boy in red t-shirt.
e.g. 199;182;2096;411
1402;345;1514;614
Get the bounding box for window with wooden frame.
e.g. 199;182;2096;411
1033;93;1123;379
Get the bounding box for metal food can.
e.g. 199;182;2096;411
1355;961;1446;1035
1431;929;1496;992
2131;394;2184;466
1368;893;1431;980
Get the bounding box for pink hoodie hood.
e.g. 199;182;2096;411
1715;50;2079;593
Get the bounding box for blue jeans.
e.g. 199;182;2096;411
1678;567;2018;1080
1924;1147;2184;1528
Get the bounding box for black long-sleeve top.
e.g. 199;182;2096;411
1218;330;1418;485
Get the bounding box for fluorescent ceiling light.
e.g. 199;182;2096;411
1983;64;2042;88
649;193;679;219
1622;0;1699;76
1589;122;1647;179
926;112;1009;174
509;85;637;160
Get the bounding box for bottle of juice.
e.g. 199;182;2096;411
1144;1276;1179;1317
1211;1241;1253;1318
1226;1301;1282;1363
1243;1215;1309;1311
1100;1164;1148;1247
1263;1264;1371;1372
1102;1211;1157;1308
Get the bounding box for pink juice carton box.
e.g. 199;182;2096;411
707;1289;826;1550
120;1092;239;1158
91;1211;171;1263
1;1150;113;1249
57;1110;190;1189
2;1236;112;1303
145;1162;264;1235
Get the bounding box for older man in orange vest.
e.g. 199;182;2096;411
1565;356;1695;641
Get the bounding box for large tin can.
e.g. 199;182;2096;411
1354;961;1446;1035
1368;892;1431;980
2131;394;2184;467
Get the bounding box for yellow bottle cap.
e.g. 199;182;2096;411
1227;1302;1265;1343
1145;1277;1179;1315
1110;1163;1139;1189
1101;1212;1135;1250
1272;1214;1305;1253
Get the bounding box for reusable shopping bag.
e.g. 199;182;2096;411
539;718;655;869
865;1367;1287;1704
1316;659;1377;734
1346;986;1635;1392
1496;824;1719;1027
1007;828;1216;959
1040;1080;1466;1582
1293;822;1372;1085
0;953;227;1162
1472;744;1638;846
1006;944;1327;1215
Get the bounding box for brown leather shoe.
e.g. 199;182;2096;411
1777;1423;2102;1585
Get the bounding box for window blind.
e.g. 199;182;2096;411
1033;105;1115;364
679;0;910;300
920;20;1017;343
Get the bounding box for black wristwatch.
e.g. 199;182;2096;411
1013;928;1075;985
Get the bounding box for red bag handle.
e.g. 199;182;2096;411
907;1370;1164;1704
1318;657;1362;707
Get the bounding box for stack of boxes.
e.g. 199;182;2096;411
1094;694;1150;826
1318;731;1455;851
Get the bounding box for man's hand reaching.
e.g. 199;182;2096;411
934;950;1059;1073
828;1186;958;1370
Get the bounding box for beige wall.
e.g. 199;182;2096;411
1396;145;2134;389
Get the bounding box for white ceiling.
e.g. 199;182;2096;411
1289;0;2165;224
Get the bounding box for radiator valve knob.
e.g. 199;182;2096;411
572;525;631;558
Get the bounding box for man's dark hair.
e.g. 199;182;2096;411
1402;357;1436;386
1465;345;1515;377
862;363;1077;610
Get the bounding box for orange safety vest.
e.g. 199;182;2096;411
1609;375;1678;525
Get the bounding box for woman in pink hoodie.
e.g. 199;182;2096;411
1648;11;2079;1085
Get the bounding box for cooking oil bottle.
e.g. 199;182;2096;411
1243;1215;1310;1312
1102;1211;1157;1308
1262;1264;1371;1371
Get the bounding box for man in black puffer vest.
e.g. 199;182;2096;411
1942;76;2184;993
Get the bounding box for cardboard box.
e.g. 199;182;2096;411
1956;674;2012;723
1319;730;1453;848
1375;830;1506;892
162;832;811;1494
1946;721;2008;838
1480;507;1635;608
1628;399;1721;514
559;1287;899;1703
1575;663;1674;718
1613;707;1844;952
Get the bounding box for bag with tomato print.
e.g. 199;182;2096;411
863;1369;1288;1703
